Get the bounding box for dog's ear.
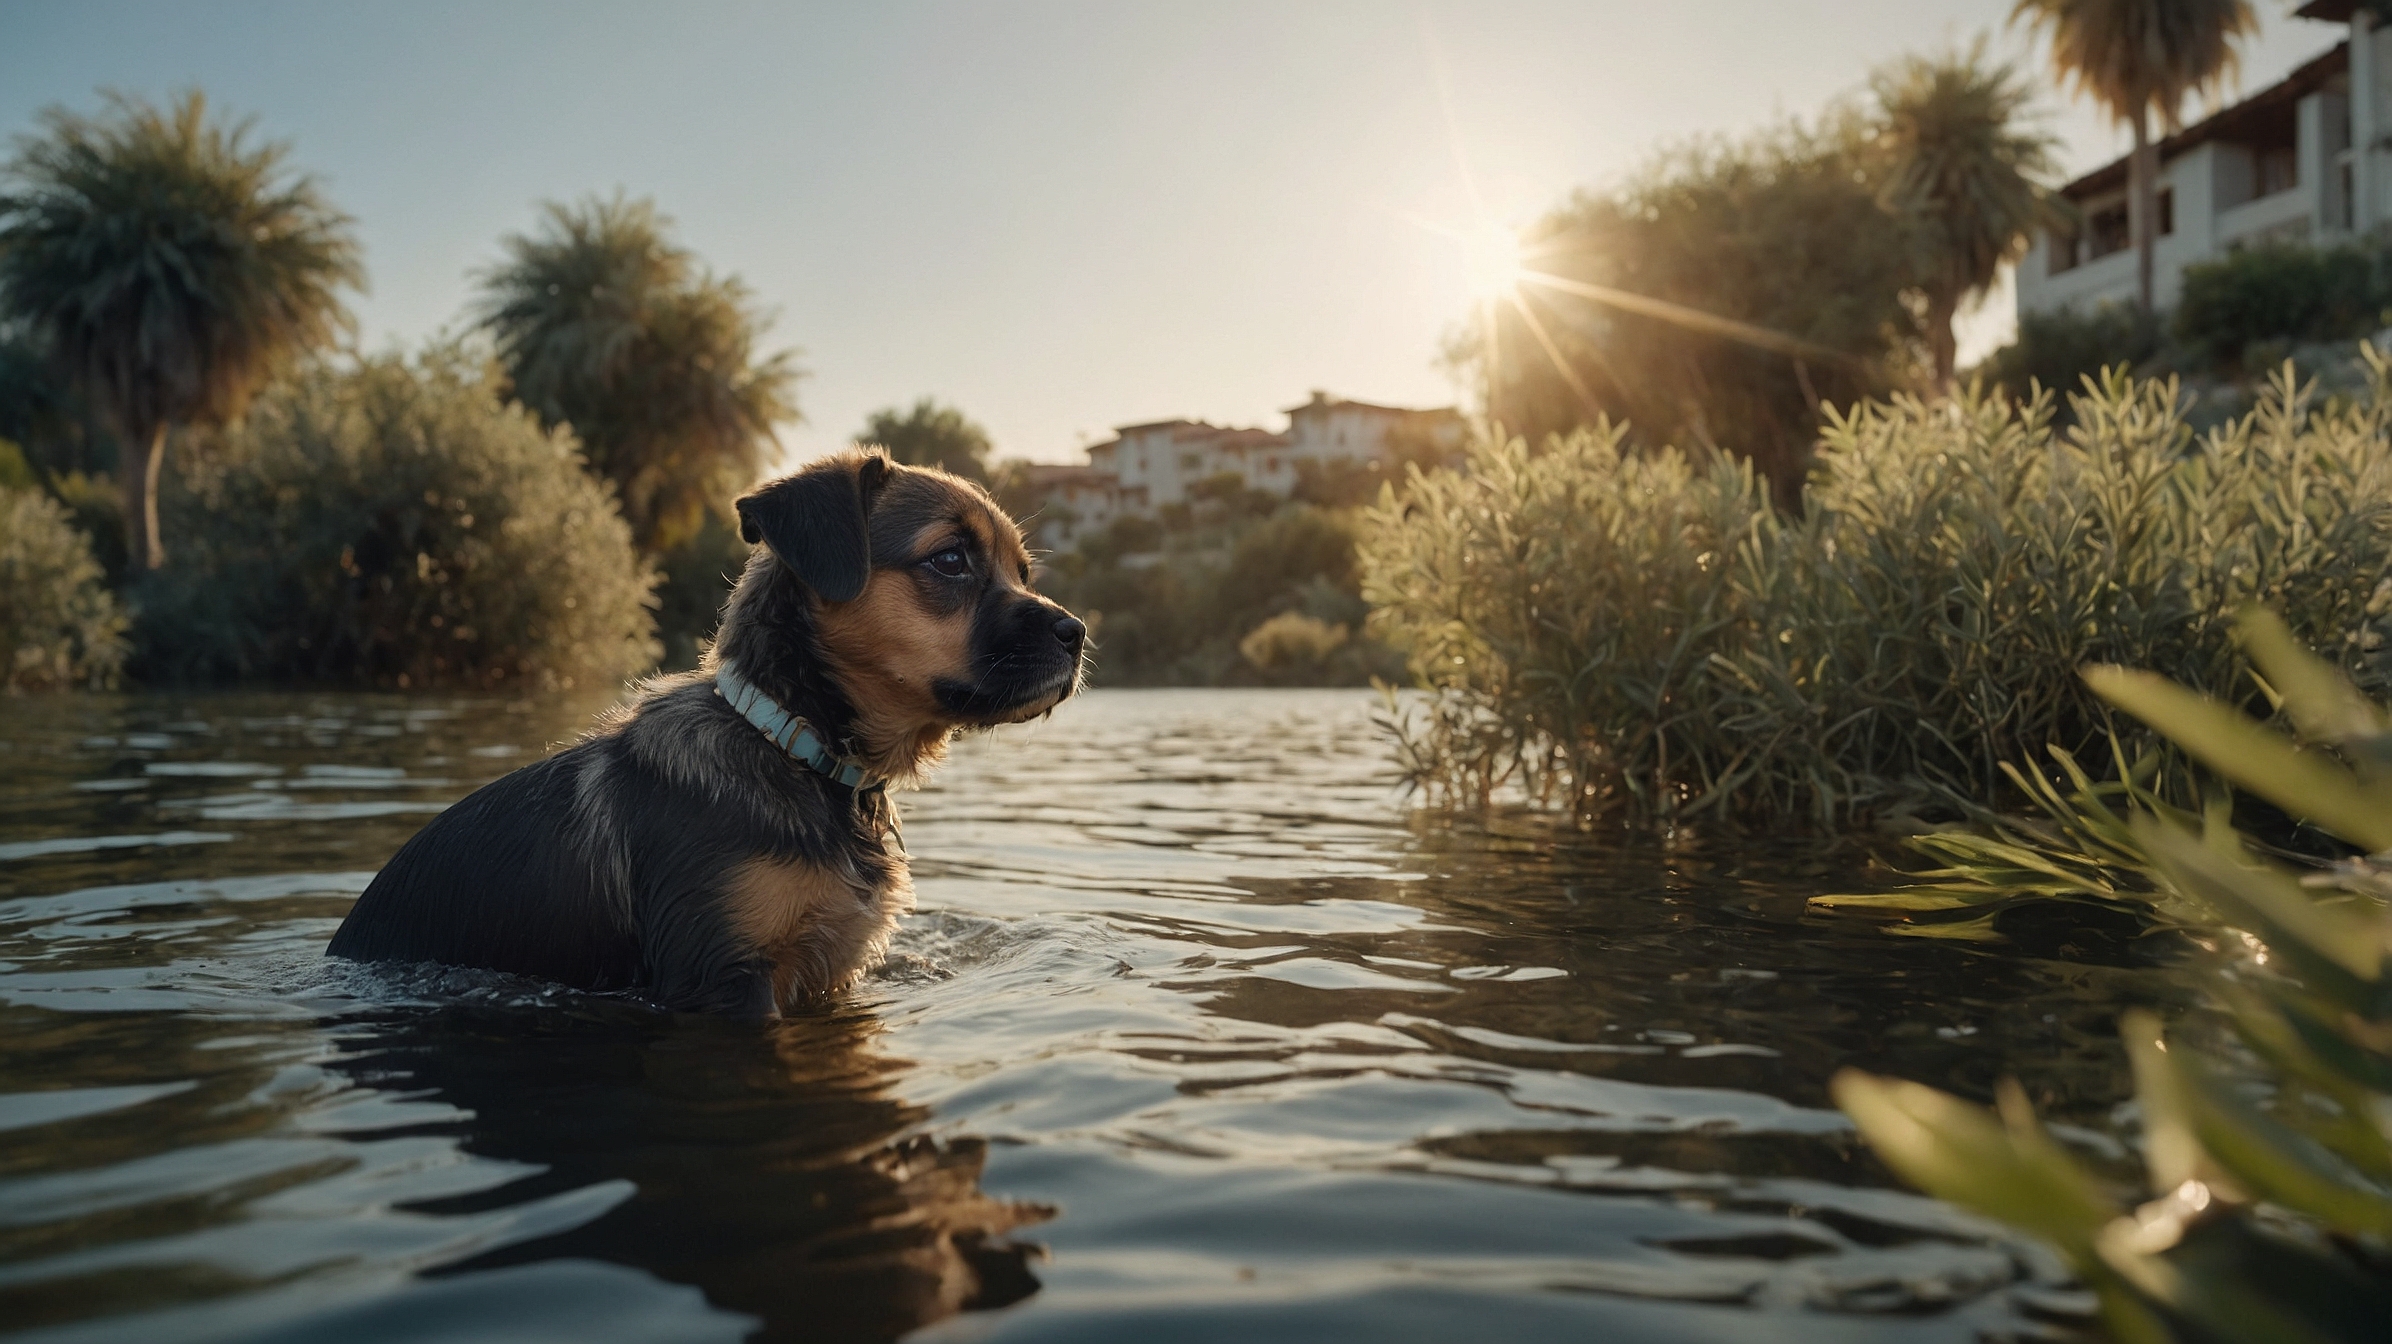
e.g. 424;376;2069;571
735;454;895;603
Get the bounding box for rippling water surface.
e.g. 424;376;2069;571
0;688;2182;1342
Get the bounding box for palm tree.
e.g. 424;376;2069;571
0;91;361;570
2011;0;2257;314
1876;43;2061;388
476;194;800;555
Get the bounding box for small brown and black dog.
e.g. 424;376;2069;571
326;451;1084;1016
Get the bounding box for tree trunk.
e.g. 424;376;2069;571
2131;111;2158;314
1928;287;1960;392
119;422;168;571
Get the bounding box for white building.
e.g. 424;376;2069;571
2018;2;2388;318
1007;463;1137;553
1016;392;1463;551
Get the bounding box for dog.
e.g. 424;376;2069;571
326;450;1085;1016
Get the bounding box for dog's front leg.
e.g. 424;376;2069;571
641;886;785;1018
722;963;783;1020
652;951;781;1019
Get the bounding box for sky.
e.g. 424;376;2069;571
0;2;2347;466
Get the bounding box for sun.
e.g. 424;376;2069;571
1458;221;1524;301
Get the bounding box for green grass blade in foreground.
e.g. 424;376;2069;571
2086;666;2392;854
2127;1010;2392;1238
2131;816;2384;997
1829;1070;2114;1256
2236;607;2390;750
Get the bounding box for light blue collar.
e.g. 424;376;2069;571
715;661;878;791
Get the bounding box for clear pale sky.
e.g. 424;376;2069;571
0;2;2343;466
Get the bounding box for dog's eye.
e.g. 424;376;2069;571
925;548;971;578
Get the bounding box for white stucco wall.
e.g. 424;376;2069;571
2017;93;2343;320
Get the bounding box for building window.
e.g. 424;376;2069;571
1181;452;1202;471
2087;201;2130;259
2259;145;2298;197
2158;187;2173;237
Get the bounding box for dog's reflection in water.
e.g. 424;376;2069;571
326;997;1048;1341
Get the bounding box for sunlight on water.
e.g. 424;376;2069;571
0;688;2170;1341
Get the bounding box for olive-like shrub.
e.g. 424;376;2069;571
137;346;658;689
1361;362;2392;825
1;486;127;691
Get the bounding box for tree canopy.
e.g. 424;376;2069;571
138;344;658;688
0;90;361;569
858;397;993;481
1456;108;1923;501
476;193;800;554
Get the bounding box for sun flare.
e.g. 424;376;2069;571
1459;222;1524;301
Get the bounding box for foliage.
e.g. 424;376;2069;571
652;512;750;671
859;397;992;482
2009;0;2255;129
2174;242;2388;370
0;90;361;570
135;345;658;689
0;323;111;480
476;192;799;555
1810;735;2206;939
1456;108;1924;501
1977;303;2163;400
39;467;125;585
1043;502;1396;687
1838;609;2392;1343
0;485;126;691
1872;40;2061;386
1239;611;1350;677
1361;364;2392;826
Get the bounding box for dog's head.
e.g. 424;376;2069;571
730;451;1085;762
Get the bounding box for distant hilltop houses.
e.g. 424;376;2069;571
1014;390;1464;551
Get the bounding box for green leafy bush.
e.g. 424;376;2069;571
1239;612;1349;675
1046;502;1396;687
1;485;127;690
651;512;749;671
2174;242;2385;369
136;346;658;689
1361;365;2392;825
1457;107;1928;501
1839;610;2392;1343
1976;303;2162;400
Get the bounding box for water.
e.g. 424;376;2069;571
0;688;2182;1342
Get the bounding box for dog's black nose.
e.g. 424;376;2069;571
1053;615;1086;647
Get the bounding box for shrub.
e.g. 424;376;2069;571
1361;364;2392;825
1044;502;1395;687
1239;612;1349;674
137;346;658;689
1975;302;2162;400
2174;241;2384;368
651;512;750;671
1;485;127;690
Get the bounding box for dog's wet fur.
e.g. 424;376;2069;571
326;452;1085;1016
